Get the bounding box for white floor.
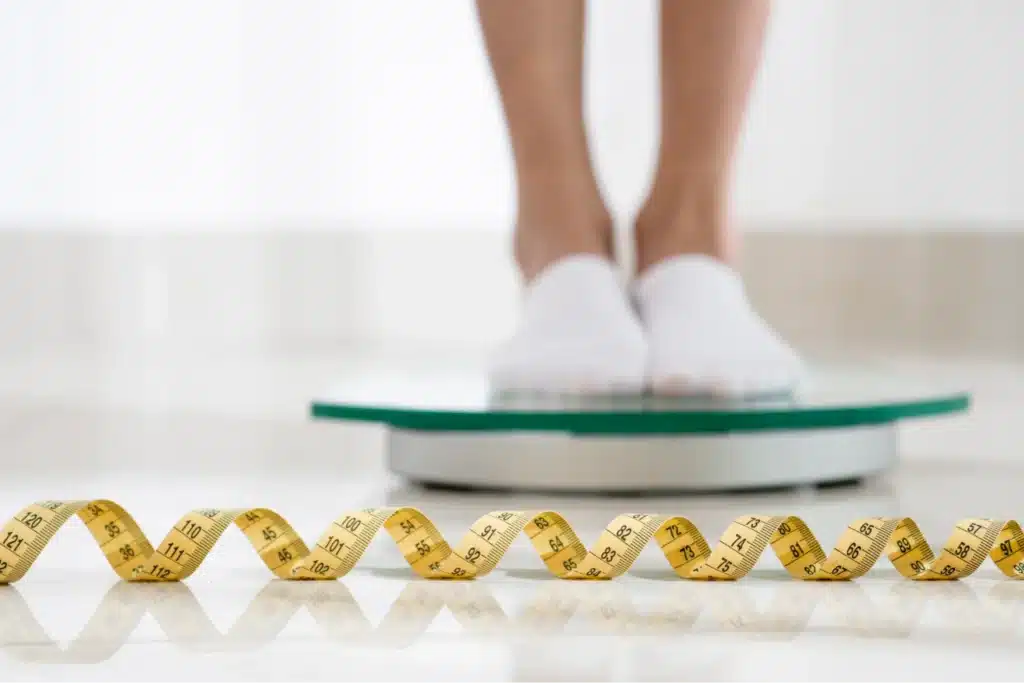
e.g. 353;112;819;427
1;347;1023;681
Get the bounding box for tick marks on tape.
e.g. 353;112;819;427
2;500;1023;584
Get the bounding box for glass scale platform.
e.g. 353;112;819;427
311;366;969;493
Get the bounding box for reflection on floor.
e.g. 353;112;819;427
5;573;1024;661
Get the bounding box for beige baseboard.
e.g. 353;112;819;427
0;226;1021;358
742;230;1024;359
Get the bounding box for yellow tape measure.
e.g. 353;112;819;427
2;500;1023;584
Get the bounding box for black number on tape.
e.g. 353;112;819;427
3;532;24;553
181;521;203;540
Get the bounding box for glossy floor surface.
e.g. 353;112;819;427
2;349;1023;680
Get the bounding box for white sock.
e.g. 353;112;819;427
633;254;804;396
489;254;647;394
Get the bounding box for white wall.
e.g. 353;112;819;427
1;0;1021;230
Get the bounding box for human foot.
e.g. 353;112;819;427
489;254;647;394
632;253;804;397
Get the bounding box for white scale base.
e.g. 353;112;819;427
386;423;899;493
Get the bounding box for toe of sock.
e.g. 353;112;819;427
648;355;803;397
489;337;647;394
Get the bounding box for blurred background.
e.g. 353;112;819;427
1;0;1021;367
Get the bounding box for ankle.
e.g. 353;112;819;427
515;212;614;283
513;174;614;282
634;183;735;274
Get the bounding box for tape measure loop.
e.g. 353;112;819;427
2;502;1023;584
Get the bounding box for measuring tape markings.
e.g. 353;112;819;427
1;500;1023;584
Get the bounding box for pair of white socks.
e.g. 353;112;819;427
489;253;804;397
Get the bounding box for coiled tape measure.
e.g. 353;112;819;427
2;500;1023;584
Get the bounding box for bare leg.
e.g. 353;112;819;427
477;0;646;393
632;1;803;396
636;0;771;271
476;0;612;282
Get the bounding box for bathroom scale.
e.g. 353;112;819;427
310;367;969;493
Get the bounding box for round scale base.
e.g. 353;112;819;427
311;365;969;493
386;423;897;494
